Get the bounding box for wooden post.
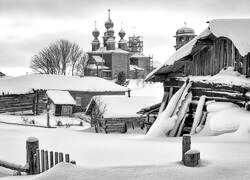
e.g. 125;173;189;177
35;149;40;174
45;151;49;170
65;154;70;163
50;151;54;168
59;152;63;162
184;150;200;167
55;152;59;165
46;103;50;127
182;134;191;163
41;150;45;172
26;137;39;175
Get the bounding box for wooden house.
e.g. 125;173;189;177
146;19;250;135
85;95;158;133
0;74;127;116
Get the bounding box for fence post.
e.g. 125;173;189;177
50;151;54;168
55;152;59;165
45;151;49;170
26;137;39;175
59;153;64;162
35;149;40;174
182;134;191;163
65;154;70;163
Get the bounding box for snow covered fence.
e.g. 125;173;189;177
0;137;76;176
32;144;76;174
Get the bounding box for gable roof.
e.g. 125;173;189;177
0;74;128;95
146;19;250;81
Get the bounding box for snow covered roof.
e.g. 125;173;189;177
92;56;104;63
0;74;128;95
147;19;250;80
86;64;110;70
88;47;129;54
187;67;250;88
47;90;76;105
130;53;147;58
86;95;159;118
130;65;144;71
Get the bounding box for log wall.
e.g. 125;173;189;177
164;79;250;107
0;91;46;114
183;37;250;77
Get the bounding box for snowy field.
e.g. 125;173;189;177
1;122;250;179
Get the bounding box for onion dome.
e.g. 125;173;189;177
118;29;126;39
105;18;114;29
92;28;100;39
175;27;195;36
107;28;115;37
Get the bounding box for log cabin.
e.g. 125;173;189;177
145;19;250;135
0;74;127;116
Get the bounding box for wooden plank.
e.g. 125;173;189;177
59;153;64;163
50;151;54;168
65;154;70;163
41;150;45;172
0;160;28;172
55;152;59;165
45;151;49;171
36;149;40;174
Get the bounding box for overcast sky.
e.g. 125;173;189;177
0;0;250;76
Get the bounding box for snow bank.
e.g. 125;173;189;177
128;82;164;102
206;101;239;113
198;101;250;139
0;74;128;95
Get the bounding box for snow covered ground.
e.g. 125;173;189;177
126;79;164;102
1;115;250;179
0;112;90;128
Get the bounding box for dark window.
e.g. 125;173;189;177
130;58;138;66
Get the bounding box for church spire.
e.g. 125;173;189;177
91;21;100;51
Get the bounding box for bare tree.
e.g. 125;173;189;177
30;39;87;75
90;97;107;133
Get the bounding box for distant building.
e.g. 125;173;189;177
85;9;153;80
174;23;196;50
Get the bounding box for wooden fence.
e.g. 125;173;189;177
0;137;75;175
34;149;75;174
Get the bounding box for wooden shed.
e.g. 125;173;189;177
146;19;250;135
46;90;76;117
85;95;158;133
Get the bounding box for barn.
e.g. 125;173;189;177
0;74;127;116
146;19;250;136
85;95;158;133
